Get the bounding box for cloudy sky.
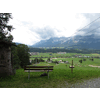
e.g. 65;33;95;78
8;13;100;45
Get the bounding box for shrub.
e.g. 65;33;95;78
79;60;82;63
52;60;59;64
83;59;86;61
47;57;51;61
89;58;94;61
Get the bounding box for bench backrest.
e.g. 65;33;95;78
24;66;54;72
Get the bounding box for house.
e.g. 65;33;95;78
29;52;39;56
73;55;78;58
29;59;32;63
0;40;16;77
76;55;82;58
78;56;82;58
46;52;52;53
84;56;90;58
57;52;66;54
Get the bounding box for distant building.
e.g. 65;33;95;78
78;55;82;58
29;59;32;63
57;52;66;54
29;52;39;56
45;52;52;53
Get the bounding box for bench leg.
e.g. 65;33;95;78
28;71;30;80
47;71;49;79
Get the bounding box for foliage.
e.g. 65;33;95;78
47;57;51;61
0;13;14;42
11;44;20;69
89;58;94;61
52;60;59;64
11;44;30;68
31;57;45;64
79;60;82;63
39;57;45;62
33;58;39;64
31;60;36;64
29;47;100;54
83;59;86;61
17;44;30;68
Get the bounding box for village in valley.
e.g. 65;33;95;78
29;51;100;65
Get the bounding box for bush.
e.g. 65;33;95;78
41;59;45;62
83;59;86;61
89;58;94;61
79;60;82;63
13;64;21;69
52;60;59;64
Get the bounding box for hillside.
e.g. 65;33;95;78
31;34;100;50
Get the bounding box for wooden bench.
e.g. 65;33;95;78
24;66;54;79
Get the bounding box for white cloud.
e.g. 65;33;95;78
9;13;98;45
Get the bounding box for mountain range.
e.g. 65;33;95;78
30;34;100;50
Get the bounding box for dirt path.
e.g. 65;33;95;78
88;65;100;68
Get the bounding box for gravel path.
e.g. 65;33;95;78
63;77;100;88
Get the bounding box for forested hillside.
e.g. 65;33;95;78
29;47;100;54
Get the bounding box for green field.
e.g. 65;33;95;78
0;53;100;88
30;53;100;58
30;52;77;57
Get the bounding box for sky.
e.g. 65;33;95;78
8;13;100;46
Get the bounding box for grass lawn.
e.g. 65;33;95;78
0;58;100;88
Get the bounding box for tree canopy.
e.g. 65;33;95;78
0;13;14;42
17;44;30;68
0;13;30;69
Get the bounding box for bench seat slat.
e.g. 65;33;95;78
25;66;53;68
24;68;53;70
24;68;53;69
24;69;53;70
25;70;53;72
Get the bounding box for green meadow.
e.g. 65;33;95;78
1;53;100;88
30;52;100;58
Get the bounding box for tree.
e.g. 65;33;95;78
47;57;50;61
11;44;20;69
0;13;14;42
34;57;39;63
17;44;30;68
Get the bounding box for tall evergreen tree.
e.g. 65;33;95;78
0;13;14;42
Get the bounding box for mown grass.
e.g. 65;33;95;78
0;58;100;88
